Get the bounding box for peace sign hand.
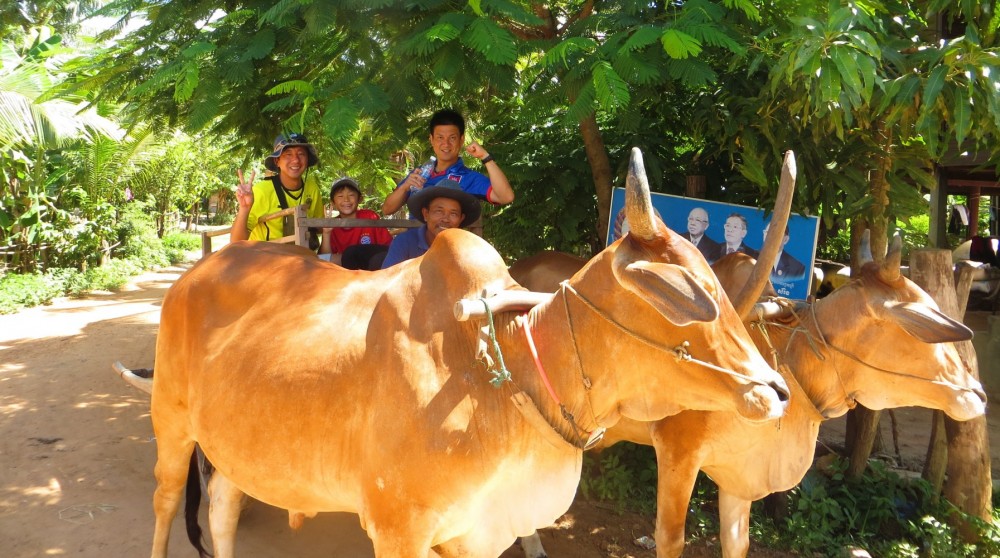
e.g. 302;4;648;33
236;169;256;211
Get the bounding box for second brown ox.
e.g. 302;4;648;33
511;238;987;558
141;148;789;558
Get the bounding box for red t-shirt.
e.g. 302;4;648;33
326;209;393;254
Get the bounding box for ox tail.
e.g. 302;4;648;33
185;450;213;558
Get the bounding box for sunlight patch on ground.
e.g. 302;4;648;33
553;514;576;529
0;400;27;413
23;478;63;502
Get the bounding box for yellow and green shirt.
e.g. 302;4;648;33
246;174;324;242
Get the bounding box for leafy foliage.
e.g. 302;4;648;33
0;267;76;313
582;449;1000;557
579;442;659;515
777;457;1000;557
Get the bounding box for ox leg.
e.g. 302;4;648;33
717;490;752;558
650;431;700;558
206;472;246;558
519;532;548;558
150;439;196;558
652;466;697;558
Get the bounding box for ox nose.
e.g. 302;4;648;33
770;379;790;404
974;386;988;406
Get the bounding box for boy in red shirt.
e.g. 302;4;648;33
319;178;392;270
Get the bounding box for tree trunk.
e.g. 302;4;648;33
846;407;882;479
910;248;992;538
845;122;894;478
922;411;947;496
578;113;613;245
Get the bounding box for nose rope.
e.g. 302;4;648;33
750;298;855;412
560;282;772;388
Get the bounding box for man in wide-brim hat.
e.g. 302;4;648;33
381;182;481;268
232;133;325;243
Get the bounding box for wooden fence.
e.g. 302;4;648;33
201;205;421;258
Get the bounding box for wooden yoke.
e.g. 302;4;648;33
454;290;553;321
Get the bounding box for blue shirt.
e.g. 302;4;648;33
398;158;492;202
381;226;430;268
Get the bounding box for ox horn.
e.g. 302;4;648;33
624;147;656;241
878;233;903;282
733;150;796;320
858;229;874;265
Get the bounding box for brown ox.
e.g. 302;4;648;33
142;148;789;558
513;238;986;558
507;251;589;294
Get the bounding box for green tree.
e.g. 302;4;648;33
0;29;119;272
0;0;101;43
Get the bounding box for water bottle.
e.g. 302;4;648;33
411;157;436;192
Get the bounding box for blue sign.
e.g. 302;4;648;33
606;188;820;300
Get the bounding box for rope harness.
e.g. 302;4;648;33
560;282;775;389
476;298;599;449
749;298;979;406
479;299;512;387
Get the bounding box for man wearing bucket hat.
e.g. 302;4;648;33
318;177;392;270
382;109;513;226
381;181;481;268
231;133;325;243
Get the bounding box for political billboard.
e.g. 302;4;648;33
606;188;820;300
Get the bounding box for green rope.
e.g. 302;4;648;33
481;299;511;387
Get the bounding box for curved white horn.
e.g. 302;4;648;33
859;229;874;265
733;150;796;320
879;233;903;281
625;147;656;240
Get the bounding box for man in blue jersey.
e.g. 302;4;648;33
382;109;514;221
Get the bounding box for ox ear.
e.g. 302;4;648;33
615;260;720;326
883;301;974;343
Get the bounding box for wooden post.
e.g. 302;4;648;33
922;264;977;494
967;189;981;239
294;205;309;249
910;248;992;538
928;166;948;248
201;231;212;259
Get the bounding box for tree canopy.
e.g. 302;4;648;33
72;0;999;253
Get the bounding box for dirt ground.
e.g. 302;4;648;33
0;263;996;558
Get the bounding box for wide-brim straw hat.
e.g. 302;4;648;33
406;182;481;228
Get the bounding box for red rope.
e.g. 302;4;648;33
518;314;562;405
